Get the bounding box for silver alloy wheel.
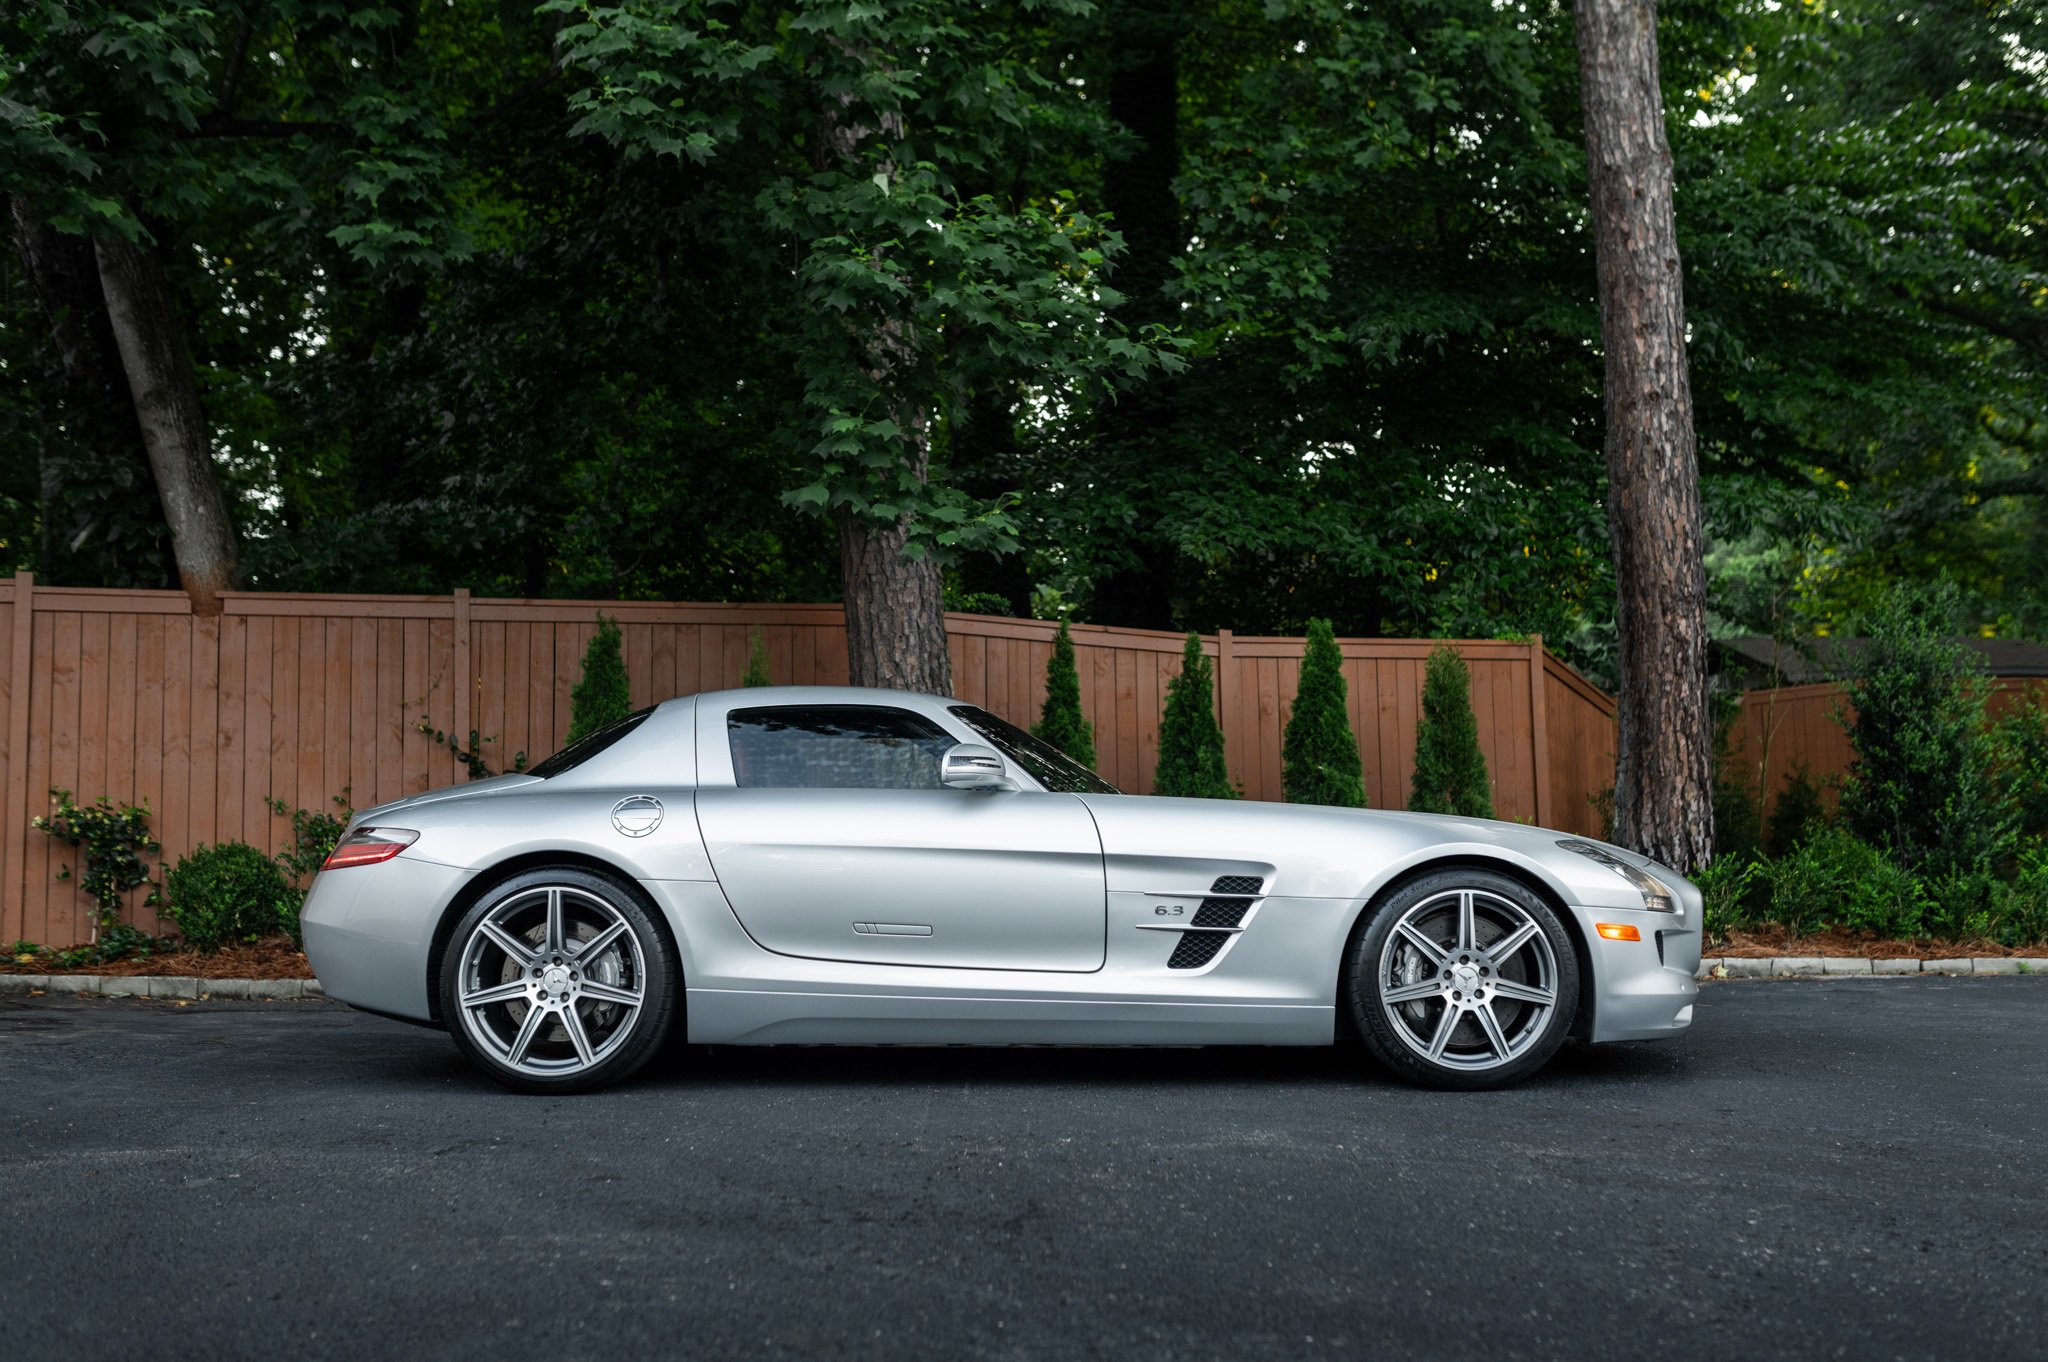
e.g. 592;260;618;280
454;884;647;1078
1375;887;1560;1072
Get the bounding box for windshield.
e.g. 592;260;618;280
527;707;655;779
947;704;1121;795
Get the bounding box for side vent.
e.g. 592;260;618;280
1168;876;1266;969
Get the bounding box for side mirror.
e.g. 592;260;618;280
940;743;1015;791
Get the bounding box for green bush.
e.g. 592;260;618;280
1032;618;1096;769
1695;850;1769;939
566;612;631;745
1996;845;2048;946
1765;828;1926;939
1995;690;2048;841
1764;761;1827;857
1837;581;2009;878
166;842;294;952
1922;866;2001;942
1154;632;1235;799
1408;644;1492;817
1283;619;1365;808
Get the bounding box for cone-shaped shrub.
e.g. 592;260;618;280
1282;619;1366;807
1408;643;1494;817
1032;618;1096;768
742;626;773;687
1153;632;1236;798
566;612;630;745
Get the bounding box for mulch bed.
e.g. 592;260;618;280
4;937;315;979
1709;927;2026;959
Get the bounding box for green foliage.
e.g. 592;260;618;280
1282;619;1365;808
1695;851;1769;942
742;627;772;688
1764;829;1928;940
1995;691;2048;841
264;789;353;946
1837;582;2010;878
2000;846;2048;947
567;613;631;744
1407;645;1492;818
1031;619;1096;770
31;789;159;937
1765;762;1828;857
411;716;528;782
165;842;293;953
1153;633;1234;799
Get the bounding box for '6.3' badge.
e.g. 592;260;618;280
610;795;663;838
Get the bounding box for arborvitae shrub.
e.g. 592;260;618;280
1032;618;1096;768
166;842;292;952
1281;618;1365;807
1408;643;1494;818
1838;581;2006;877
1153;632;1235;798
742;626;773;687
566;612;631;745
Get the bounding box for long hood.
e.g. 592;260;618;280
1076;794;1684;914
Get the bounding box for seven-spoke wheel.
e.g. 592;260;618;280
439;868;676;1094
1348;869;1578;1090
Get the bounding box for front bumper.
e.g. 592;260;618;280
301;855;473;1022
1571;905;1699;1043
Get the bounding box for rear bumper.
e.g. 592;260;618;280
1571;906;1699;1043
301;855;473;1022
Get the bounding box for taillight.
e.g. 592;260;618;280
321;828;420;870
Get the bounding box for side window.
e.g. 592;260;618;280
727;706;956;790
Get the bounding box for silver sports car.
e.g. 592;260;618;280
302;686;1699;1093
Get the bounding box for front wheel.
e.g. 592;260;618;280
439;867;678;1094
1346;869;1579;1090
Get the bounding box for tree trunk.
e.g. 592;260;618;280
815;42;953;695
1573;0;1714;872
8;198;177;588
93;230;242;614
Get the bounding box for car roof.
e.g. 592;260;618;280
679;685;959;709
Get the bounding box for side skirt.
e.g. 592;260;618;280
686;988;1334;1047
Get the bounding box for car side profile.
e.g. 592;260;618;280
301;686;1700;1093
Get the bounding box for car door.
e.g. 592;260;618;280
693;701;1107;972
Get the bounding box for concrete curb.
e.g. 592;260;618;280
0;974;324;1000
1698;956;2046;980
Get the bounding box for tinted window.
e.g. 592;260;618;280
948;705;1121;795
528;707;656;779
728;706;955;789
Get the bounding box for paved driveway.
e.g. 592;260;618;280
1;979;2042;1361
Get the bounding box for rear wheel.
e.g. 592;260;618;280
1346;868;1578;1090
439;867;677;1094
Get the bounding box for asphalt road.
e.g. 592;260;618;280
1;980;2042;1362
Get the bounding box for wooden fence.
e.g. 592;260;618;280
0;576;1617;945
1727;676;2048;825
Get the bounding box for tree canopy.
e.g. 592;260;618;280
5;0;2043;673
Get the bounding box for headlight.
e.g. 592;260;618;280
1556;839;1678;913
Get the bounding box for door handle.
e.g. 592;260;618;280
852;922;934;937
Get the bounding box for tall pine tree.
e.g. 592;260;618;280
1032;619;1097;768
1282;619;1366;807
1153;633;1235;798
1408;644;1494;818
566;613;631;744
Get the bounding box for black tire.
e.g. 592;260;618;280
438;866;679;1095
1345;868;1579;1091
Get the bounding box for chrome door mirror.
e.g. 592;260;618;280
940;743;1014;791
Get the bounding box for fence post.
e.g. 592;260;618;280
451;588;472;748
1214;628;1236;787
5;572;33;940
1528;635;1553;828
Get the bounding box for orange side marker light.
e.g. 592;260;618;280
1595;923;1641;942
